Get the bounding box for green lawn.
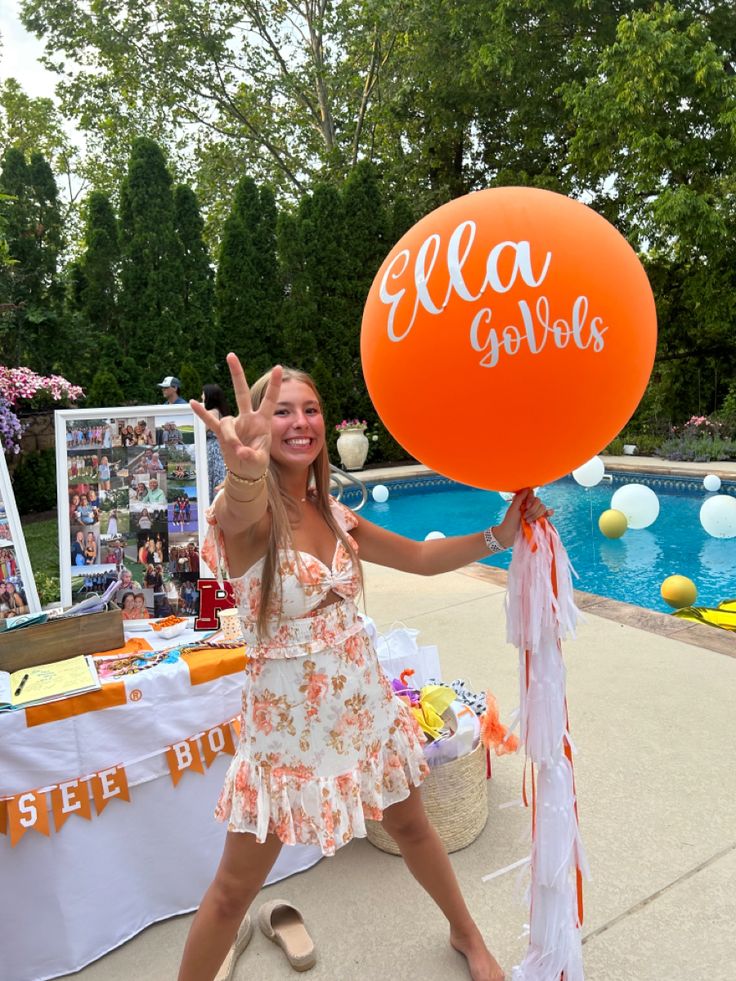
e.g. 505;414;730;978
20;514;60;606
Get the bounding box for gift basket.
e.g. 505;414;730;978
366;624;517;855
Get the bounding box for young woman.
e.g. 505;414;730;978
107;509;118;538
84;532;97;565
179;354;550;981
138;507;153;531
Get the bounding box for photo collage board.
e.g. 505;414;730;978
55;406;210;619
0;453;41;619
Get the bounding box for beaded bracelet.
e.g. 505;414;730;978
225;469;267;487
483;526;507;553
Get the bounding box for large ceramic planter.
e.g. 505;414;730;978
336;429;369;470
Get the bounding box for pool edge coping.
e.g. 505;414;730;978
458;562;735;659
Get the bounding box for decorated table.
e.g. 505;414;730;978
0;626;323;981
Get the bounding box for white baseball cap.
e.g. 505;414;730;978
157;376;180;388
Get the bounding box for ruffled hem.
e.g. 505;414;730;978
215;732;430;857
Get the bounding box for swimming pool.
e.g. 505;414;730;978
343;473;736;614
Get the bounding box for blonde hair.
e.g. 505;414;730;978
249;367;363;638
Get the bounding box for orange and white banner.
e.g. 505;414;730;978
1;718;240;846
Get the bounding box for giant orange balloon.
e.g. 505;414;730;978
361;187;657;489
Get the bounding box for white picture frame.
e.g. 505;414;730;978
0;451;42;615
55;405;211;612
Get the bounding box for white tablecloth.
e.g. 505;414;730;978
0;630;323;981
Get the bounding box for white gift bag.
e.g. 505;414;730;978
375;623;442;686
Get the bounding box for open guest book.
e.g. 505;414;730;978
0;654;101;711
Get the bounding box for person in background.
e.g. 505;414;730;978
158;376;187;405
202;383;230;502
107;509;118;537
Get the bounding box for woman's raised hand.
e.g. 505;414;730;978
190;354;282;480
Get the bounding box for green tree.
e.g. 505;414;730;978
69;190;121;381
86;366;124;408
21;0;403;199
340;161;388;418
0;147;65;371
174;184;216;382
118;138;184;398
215;176;282;382
0;77;86;240
566;1;736;422
178;362;202;403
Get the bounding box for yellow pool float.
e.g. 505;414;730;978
673;599;736;632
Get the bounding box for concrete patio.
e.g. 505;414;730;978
62;549;736;980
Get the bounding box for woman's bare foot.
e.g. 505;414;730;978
450;926;505;981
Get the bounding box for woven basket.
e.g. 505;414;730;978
365;740;488;855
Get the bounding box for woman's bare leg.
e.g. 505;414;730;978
381;787;504;981
178;830;283;981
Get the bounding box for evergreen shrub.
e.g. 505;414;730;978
12;448;57;514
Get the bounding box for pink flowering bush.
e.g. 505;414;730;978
0;367;84;408
0;366;84;455
656;413;736;462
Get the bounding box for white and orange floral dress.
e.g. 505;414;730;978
202;496;428;856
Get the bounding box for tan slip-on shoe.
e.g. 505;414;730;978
214;912;254;981
258;900;317;972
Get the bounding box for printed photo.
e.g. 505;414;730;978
68;488;100;528
127;472;168;507
128;445;167;477
66;418;114;450
156;414;194;446
130;504;168;534
0;574;30;618
100;507;130;538
67;450;101;484
100;536;126;568
70;526;101;567
0;545;30;618
0;502;11;546
113;416;157;448
71;564;121;603
168;491;197;535
168;533;200;586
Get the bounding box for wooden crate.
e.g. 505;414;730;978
0;608;124;673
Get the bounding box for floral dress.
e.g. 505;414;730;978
202;496;428;856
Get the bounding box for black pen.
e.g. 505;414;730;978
13;673;30;698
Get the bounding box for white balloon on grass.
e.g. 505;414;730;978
610;483;660;529
572;456;605;488
700;494;736;538
703;474;722;493
371;484;389;503
424;531;446;541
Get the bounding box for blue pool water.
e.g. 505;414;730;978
349;474;736;614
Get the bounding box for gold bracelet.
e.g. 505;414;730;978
225;469;267;487
223;472;267;503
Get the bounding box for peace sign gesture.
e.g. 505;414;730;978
190;353;282;480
